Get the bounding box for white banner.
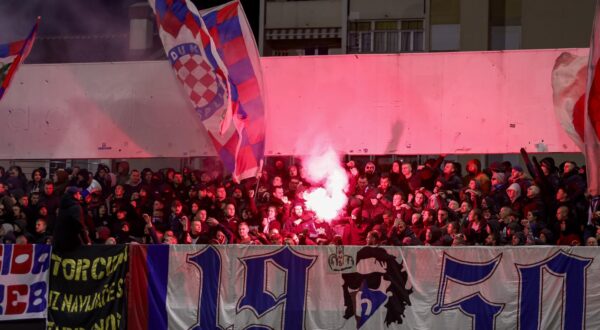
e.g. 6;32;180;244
0;244;51;321
128;245;600;329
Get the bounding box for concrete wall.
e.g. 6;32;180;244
0;49;585;159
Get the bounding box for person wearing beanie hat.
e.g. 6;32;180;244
509;166;523;183
363;188;388;221
491;172;506;185
65;186;82;196
509;165;533;195
486;172;509;215
350;207;362;219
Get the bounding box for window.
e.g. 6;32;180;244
431;24;460;51
488;0;521;50
348;20;424;53
489;26;521;50
271;48;328;56
400;21;424;52
304;47;329;55
272;50;290;56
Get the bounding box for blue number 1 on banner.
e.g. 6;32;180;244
187;246;223;330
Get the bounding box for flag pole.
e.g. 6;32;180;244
253;159;264;203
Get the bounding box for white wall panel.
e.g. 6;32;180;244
0;49;586;159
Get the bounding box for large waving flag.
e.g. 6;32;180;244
552;53;587;151
149;0;264;181
584;0;600;197
0;17;39;101
148;0;235;165
552;0;600;198
201;1;266;182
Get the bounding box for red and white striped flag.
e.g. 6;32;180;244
552;0;600;197
584;0;600;197
552;53;587;150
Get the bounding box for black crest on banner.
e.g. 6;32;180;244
341;246;413;328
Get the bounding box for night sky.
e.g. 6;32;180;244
0;0;260;63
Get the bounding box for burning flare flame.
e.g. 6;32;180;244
301;147;349;221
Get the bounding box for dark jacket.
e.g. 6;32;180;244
52;194;89;253
387;226;420;246
342;218;373;246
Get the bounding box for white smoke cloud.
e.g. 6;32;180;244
301;145;349;221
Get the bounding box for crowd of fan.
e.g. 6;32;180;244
0;155;598;248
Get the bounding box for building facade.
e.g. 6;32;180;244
260;0;596;56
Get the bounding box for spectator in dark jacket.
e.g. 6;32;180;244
52;187;90;253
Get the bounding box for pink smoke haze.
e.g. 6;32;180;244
301;147;349;221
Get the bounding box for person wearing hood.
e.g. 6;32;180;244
342;208;374;245
487;172;509;214
5;166;27;197
463;158;491;194
560;161;587;200
53;187;91;253
506;183;525;218
537;157;560;198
